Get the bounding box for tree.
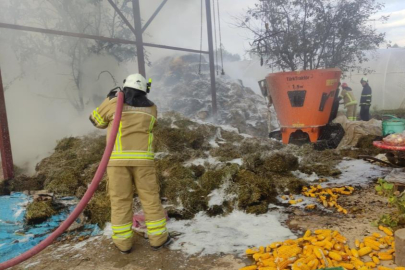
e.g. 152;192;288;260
390;44;403;49
239;0;388;73
216;45;241;62
0;0;142;111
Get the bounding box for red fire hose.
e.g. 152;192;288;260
0;91;124;270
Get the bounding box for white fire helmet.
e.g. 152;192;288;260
123;73;147;92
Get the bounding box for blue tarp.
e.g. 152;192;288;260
0;193;101;263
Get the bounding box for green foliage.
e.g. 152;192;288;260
241;0;388;72
375;178;405;228
374;178;394;197
377;214;398;228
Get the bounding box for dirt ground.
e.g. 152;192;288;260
13;236;247;270
13;184;399;270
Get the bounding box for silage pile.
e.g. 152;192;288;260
148;54;269;137
9;112;351;227
9;111;387;229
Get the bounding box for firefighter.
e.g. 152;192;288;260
339;83;358;121
89;73;172;254
360;77;372;121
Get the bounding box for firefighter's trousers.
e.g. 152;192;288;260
107;166;168;251
346;104;357;121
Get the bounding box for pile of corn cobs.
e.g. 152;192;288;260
241;226;398;270
282;185;355;214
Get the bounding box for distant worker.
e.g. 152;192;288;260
329;82;341;122
360;77;372;121
89;74;172;254
339;83;358;121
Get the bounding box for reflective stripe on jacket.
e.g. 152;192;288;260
339;87;357;108
89;97;158;167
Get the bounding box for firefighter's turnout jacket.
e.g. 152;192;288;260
360;84;372;107
339;87;357;108
339;87;357;121
89;93;168;251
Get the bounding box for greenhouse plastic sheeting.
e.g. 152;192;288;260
0;193;101;263
343;48;405;111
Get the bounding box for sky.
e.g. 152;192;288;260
140;0;405;61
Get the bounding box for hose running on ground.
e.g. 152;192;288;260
0;91;124;270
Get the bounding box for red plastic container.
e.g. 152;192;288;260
266;68;342;144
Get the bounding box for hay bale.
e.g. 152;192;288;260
26;200;56;224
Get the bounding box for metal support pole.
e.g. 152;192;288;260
132;0;146;77
0;69;14;180
0;22;209;54
142;0;168;33
205;0;218;117
108;0;137;36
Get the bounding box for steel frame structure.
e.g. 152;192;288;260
0;0;219;180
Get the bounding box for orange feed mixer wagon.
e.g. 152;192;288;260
265;68;342;144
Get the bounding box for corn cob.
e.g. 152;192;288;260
359;243;365;249
294;261;310;270
395;268;405;270
372;256;380;264
365;262;376;268
277;257;297;270
377;253;393;260
314;248;324;259
334;234;347;244
364;240;380;251
351;249;359;258
302;255;317;264
358;247;372;257
355;240;360;248
379;225;393;236
344;245;352;256
260;259;277;267
334;243;343;251
270;242;282;249
351;258;364;269
303;230;311;238
329;252;343;261
277;245;302;258
373;233;382;238
246;248;260;255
